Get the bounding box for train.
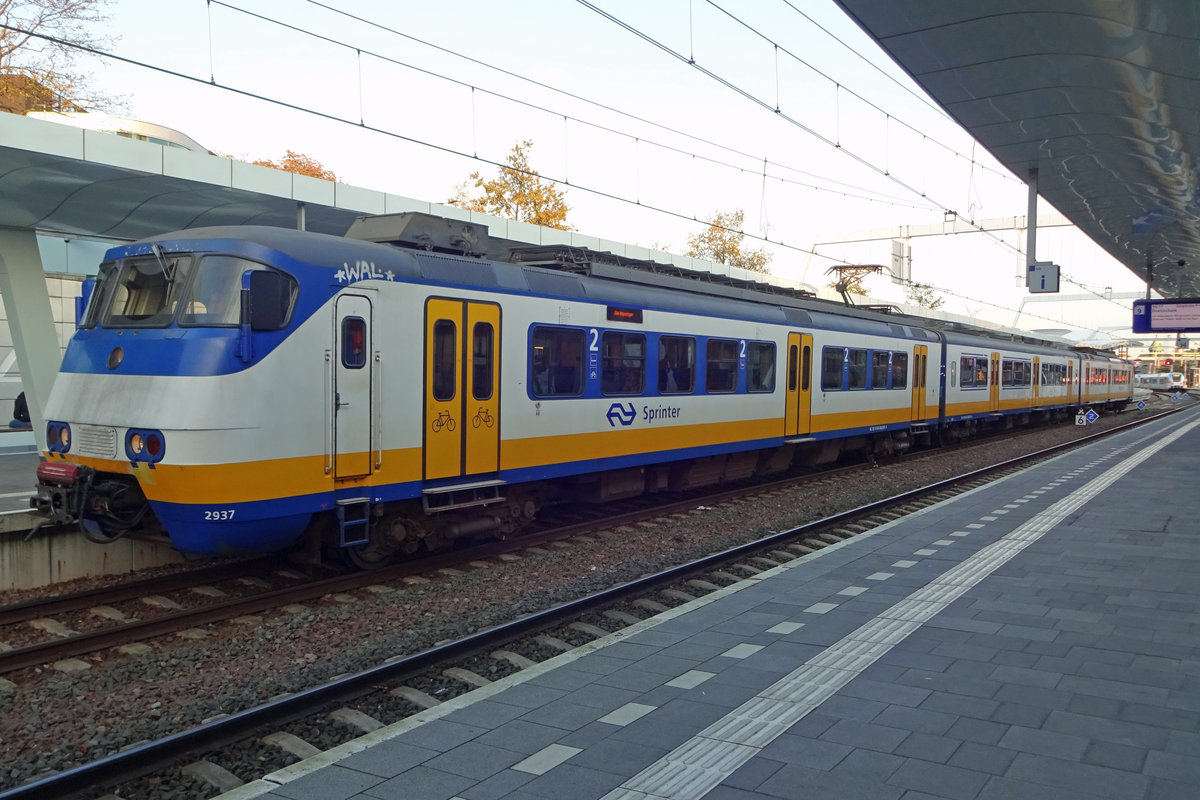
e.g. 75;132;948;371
1134;371;1186;390
31;212;1134;567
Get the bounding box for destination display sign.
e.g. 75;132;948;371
1132;298;1200;333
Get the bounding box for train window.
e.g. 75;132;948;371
342;317;367;369
472;323;494;400
180;256;271;327
101;254;195;328
893;352;908;389
960;355;987;388
658;335;695;394
747;342;775;392
870;351;889;389
1002;359;1031;388
705;339;739;393
531;326;585;398
82;261;119;329
821;347;844;391
1044;363;1067;385
847;349;868;390
432;320;456;400
802;345;811;392
601;332;646;395
787;344;798;392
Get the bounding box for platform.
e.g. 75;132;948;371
220;405;1200;800
0;450;38;515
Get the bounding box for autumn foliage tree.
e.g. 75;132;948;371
0;0;118;113
686;210;771;274
904;281;945;309
448;140;572;230
252;150;339;181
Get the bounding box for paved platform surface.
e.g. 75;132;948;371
217;406;1198;800
0;451;39;514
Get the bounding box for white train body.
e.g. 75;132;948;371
32;214;1133;562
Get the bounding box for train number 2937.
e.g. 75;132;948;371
205;509;236;521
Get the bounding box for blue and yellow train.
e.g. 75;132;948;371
32;212;1133;566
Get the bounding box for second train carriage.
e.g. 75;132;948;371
31;212;1132;563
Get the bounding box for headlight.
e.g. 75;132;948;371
125;428;166;463
46;422;72;453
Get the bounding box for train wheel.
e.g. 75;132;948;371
343;544;394;570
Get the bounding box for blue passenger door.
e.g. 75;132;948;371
334;294;373;478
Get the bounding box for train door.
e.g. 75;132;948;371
910;345;928;420
334;294;373;479
784;332;812;437
989;352;1000;412
424;298;501;481
1032;357;1040;405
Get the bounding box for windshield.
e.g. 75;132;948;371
101;254;193;328
179;255;251;326
83;253;294;329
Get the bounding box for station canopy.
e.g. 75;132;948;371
834;1;1200;298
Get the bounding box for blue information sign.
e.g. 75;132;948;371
1132;298;1200;333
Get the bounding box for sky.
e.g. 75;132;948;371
64;0;1151;341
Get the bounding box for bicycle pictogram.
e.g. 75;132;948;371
472;407;495;428
432;410;456;432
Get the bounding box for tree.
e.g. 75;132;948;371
448;140;572;230
0;0;118;114
252;150;339;181
904;282;945;310
686;210;771;274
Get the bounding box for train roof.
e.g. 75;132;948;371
127;214;1119;357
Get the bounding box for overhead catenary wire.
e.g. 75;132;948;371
0;4;1115;333
289;0;936;210
574;2;1130;321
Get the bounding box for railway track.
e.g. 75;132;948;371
0;403;1186;800
0;407;1163;678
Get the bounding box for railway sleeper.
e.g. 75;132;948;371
603;609;644;626
443;667;493;689
182;760;243;794
391;686;441;709
568;622;611;640
263;731;321;759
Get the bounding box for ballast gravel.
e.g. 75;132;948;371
0;403;1171;796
